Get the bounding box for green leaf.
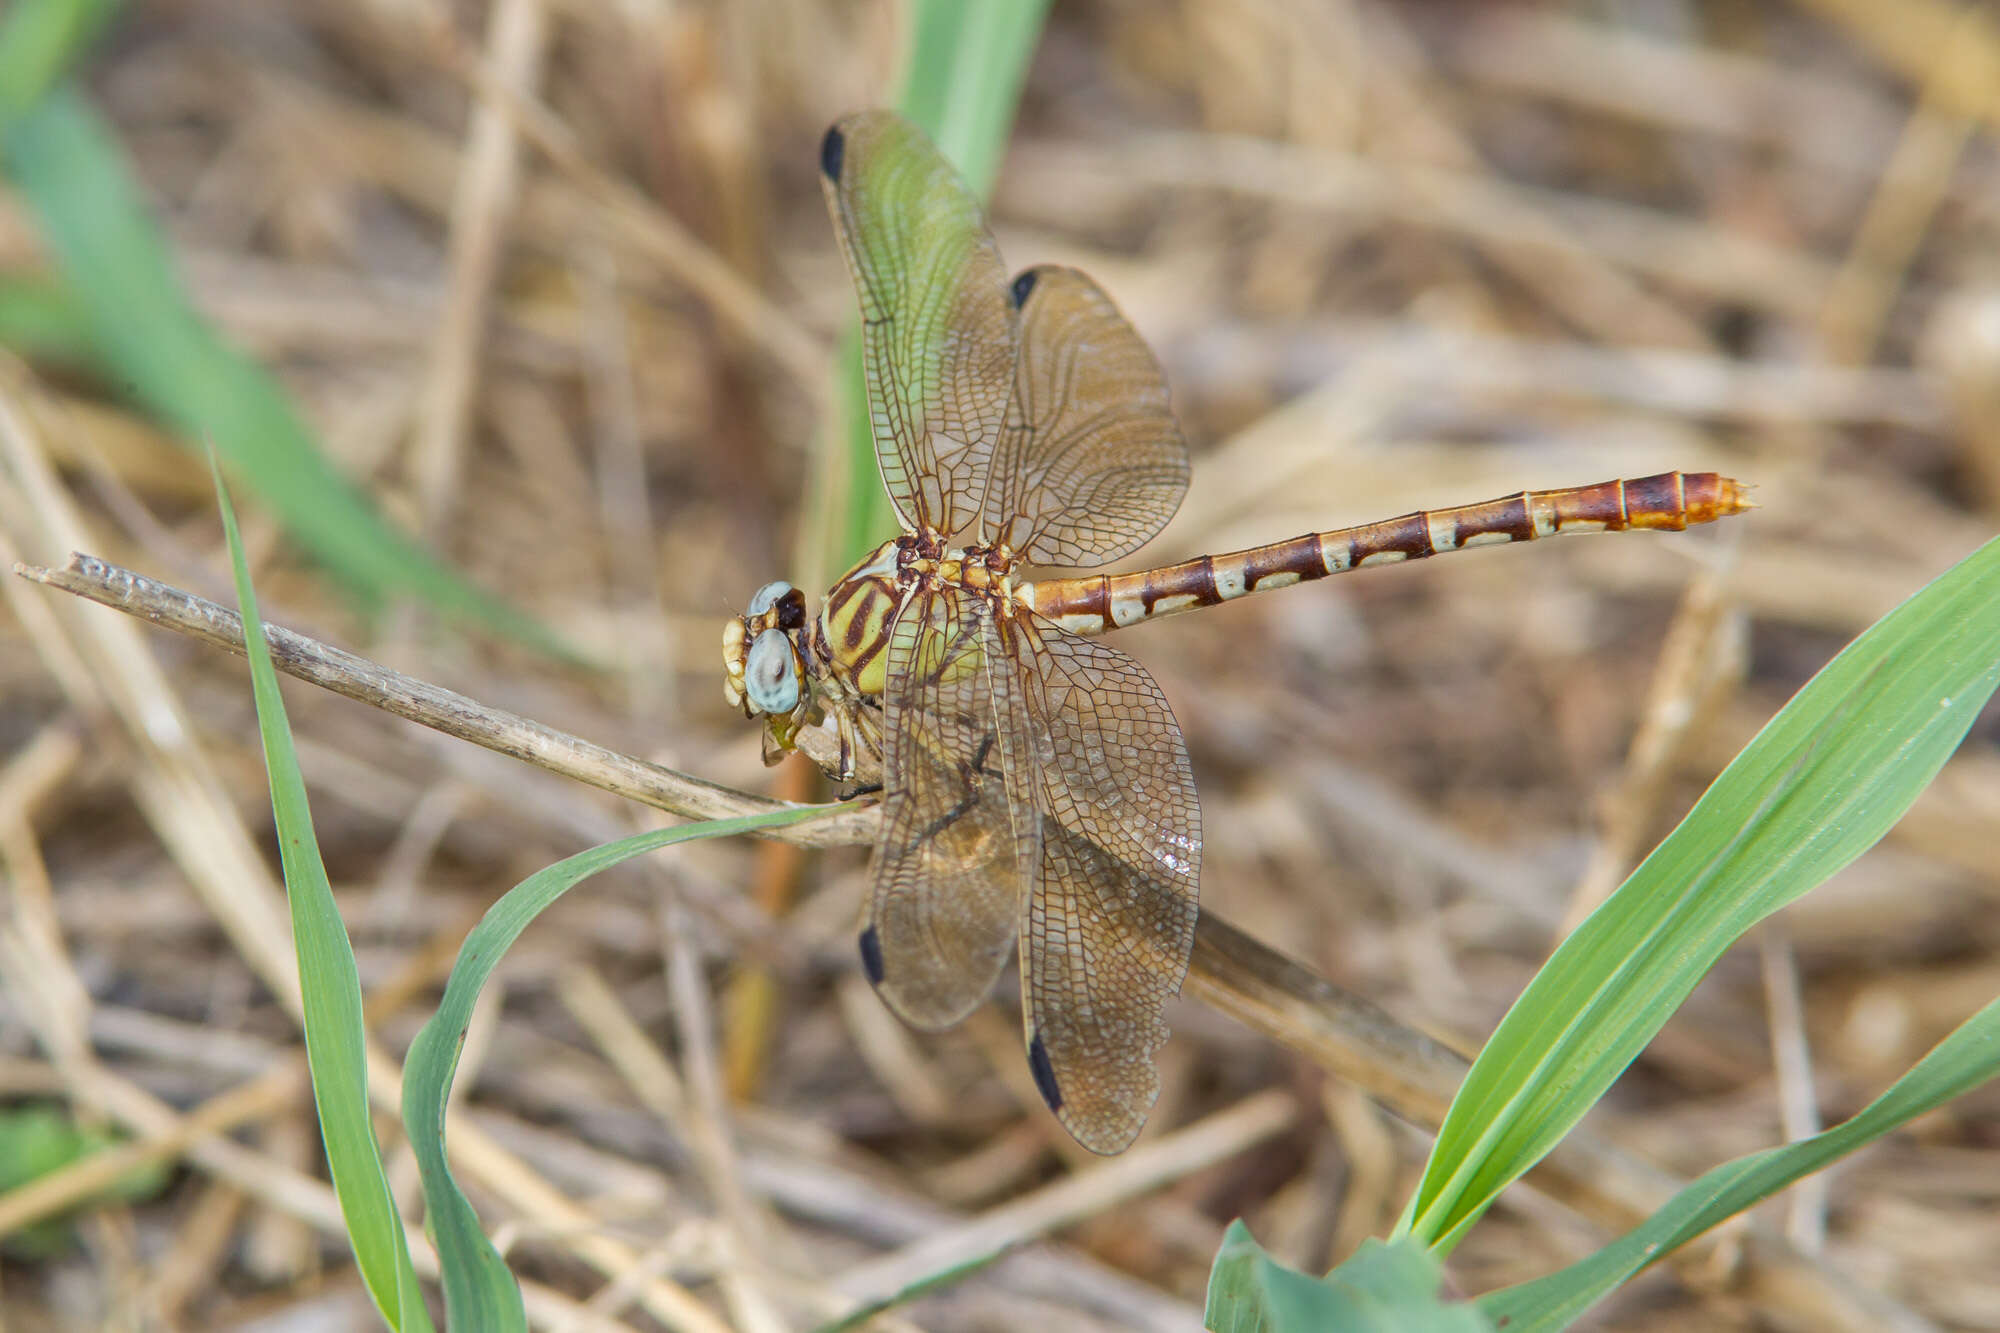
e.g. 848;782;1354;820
224;437;833;1326
814;1251;1010;1333
1399;536;2000;1252
0;275;99;366
894;0;1051;200
1478;991;2000;1330
0;1106;171;1258
795;332;880;595
3;88;572;658
224;440;833;1329
1204;1224;1493;1333
216;456;434;1331
401;803;834;1329
0;0;119;125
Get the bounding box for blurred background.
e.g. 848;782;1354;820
4;0;2000;1328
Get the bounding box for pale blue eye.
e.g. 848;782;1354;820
744;628;800;714
746;581;795;617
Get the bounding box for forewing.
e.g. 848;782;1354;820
862;586;1025;1029
987;265;1190;567
993;614;1201;1154
821;111;1016;538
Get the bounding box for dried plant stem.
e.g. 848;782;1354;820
15;554;868;845
15;554;1915;1328
413;0;549;534
427;25;828;388
11;555;1468;1123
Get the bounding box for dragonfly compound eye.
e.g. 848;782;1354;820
744;627;802;715
745;580;796;618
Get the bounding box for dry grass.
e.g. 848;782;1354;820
5;1;2000;1329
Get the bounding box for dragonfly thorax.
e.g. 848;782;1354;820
821;534;1024;700
725;530;1031;773
817;537;904;699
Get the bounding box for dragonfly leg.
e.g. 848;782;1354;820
834;707;859;781
829;697;885;783
911;727;998;844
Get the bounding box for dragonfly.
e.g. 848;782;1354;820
723;110;1749;1154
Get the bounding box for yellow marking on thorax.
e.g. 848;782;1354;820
820;539;901;697
828;544;1025;698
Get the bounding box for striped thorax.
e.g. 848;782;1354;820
726;532;1038;773
816;538;904;698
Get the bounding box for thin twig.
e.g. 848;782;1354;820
13;552;1932;1325
832;1090;1297;1312
14;553;871;847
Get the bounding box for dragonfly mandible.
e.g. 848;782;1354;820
723;110;1750;1154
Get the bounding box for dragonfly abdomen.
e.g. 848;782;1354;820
1022;471;1748;635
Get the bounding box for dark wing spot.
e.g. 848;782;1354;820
1027;1032;1062;1111
820;125;846;182
1009;268;1040;309
858;925;885;985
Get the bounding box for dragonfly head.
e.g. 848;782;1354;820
722;581;812;733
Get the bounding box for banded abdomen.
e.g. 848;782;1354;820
1020;471;1749;636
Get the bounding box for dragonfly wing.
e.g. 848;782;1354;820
987;265;1189;567
821;111;1016;539
994;614;1201;1154
862;586;1025;1029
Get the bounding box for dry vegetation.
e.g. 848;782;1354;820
5;0;2000;1329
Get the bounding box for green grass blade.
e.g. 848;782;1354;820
814;1251;1009;1333
1477;992;2000;1330
894;0;1052;199
1399;536;2000;1251
225;430;835;1325
0;1106;172;1259
0;0;118;124
0;276;99;367
215;456;434;1332
809;0;1050;580
1203;1224;1494;1333
794;332;877;595
401;803;833;1330
2;88;571;658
